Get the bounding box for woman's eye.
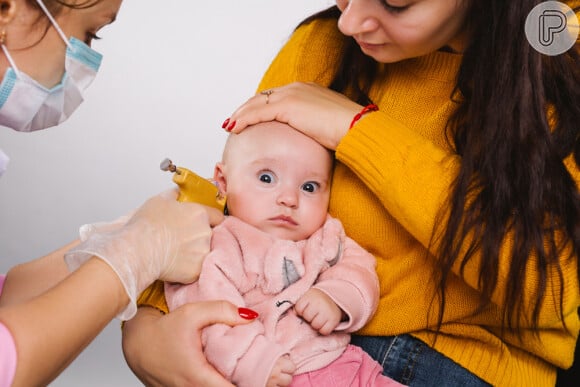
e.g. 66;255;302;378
381;1;409;13
302;182;320;193
85;31;101;46
258;172;275;184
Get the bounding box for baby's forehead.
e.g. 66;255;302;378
224;121;312;155
223;121;332;171
234;121;295;140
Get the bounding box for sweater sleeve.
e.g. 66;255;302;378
135;280;168;314
337;108;580;329
337;111;457;252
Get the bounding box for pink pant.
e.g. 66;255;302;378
290;344;405;387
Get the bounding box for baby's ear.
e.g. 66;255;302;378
213;162;228;195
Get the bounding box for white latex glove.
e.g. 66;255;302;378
78;213;133;242
65;190;223;320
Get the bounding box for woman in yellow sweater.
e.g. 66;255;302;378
123;1;580;386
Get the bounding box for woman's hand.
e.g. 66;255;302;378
226;82;363;150
123;301;257;387
64;190;225;320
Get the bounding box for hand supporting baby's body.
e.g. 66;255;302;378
266;288;345;386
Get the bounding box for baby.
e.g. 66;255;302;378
165;121;404;387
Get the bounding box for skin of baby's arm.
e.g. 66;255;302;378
294;288;343;336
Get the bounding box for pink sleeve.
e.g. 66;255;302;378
0;274;5;295
0;322;17;386
1;274;18;385
311;220;380;332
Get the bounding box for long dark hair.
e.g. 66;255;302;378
300;2;580;335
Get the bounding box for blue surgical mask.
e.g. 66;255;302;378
0;0;103;132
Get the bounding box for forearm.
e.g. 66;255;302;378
0;240;79;307
123;307;229;387
0;257;128;386
340;113;578;324
122;302;248;387
122;306;167;387
337;111;457;251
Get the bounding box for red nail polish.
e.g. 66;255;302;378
238;307;259;320
227;120;236;132
222;118;230;129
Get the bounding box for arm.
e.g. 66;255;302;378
338;111;579;327
122;302;256;387
0;191;222;386
0;210;138;307
0;240;78;307
0;257;128;386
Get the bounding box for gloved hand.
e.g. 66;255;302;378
78;213;133;242
64;190;224;320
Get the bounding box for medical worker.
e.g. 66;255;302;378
0;1;255;386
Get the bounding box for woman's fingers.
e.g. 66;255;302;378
225;82;363;150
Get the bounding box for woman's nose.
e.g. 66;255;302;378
337;0;381;37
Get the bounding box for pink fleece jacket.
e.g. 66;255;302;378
165;216;379;387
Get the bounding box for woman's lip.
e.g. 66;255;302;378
357;40;385;50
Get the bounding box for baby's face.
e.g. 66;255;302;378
216;122;332;241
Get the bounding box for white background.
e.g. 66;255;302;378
0;0;332;385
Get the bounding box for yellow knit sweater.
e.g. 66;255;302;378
137;17;579;387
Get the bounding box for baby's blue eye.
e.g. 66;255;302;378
259;172;274;184
302;182;319;193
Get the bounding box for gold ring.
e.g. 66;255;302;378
260;89;274;104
